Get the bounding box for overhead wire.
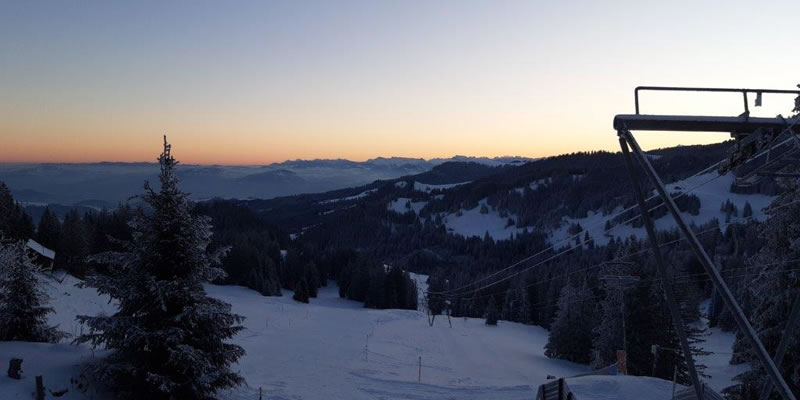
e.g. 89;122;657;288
429;121;799;299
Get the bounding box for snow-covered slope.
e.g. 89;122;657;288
387;197;427;215
212;284;589;399
1;274;590;400
0;274;750;399
413;181;471;193
0;274;117;399
549;172;775;247
442;199;527;241
694;300;749;393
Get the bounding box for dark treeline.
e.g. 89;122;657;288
194;201;287;296
1;180;418;311
0;182;34;241
195;200;418;310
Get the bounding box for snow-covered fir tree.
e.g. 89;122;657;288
293;278;310;303
0;238;67;342
727;171;800;398
591;286;624;369
75;137;245;400
545;278;595;363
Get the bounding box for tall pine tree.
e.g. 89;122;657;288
36;207;61;251
75;137;245;399
56;209;89;276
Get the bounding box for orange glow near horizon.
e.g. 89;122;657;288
1;1;798;165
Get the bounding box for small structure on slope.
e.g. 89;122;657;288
25;239;55;270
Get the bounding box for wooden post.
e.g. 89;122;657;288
616;350;628;376
259;387;263;400
558;378;564;400
446;307;452;328
35;376;45;400
418;356;422;381
7;358;22;379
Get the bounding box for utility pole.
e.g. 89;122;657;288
599;274;640;363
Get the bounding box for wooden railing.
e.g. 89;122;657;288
535;378;575;400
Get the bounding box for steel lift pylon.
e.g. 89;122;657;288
614;86;800;400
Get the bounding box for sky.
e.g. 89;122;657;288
1;0;799;165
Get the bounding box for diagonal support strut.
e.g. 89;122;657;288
619;129;796;400
618;136;705;400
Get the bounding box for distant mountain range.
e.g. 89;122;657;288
0;156;534;209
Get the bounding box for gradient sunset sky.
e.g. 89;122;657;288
1;0;799;165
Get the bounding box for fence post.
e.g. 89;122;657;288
558;378;564;400
418;356;422;381
35;376;45;400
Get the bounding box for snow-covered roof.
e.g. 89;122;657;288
26;239;55;260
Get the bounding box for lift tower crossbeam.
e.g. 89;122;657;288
614;85;800;400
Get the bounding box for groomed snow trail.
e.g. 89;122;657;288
210;283;589;399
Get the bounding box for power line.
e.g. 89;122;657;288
428;157;728;296
430;153;800;301
453;201;800;304
441;120;799;299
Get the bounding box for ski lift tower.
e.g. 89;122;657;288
614;86;800;400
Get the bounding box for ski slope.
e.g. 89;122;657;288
0;274;748;399
212;284;590;399
1;274;589;400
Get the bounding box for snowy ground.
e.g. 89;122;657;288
695;300;749;393
212;284;590;399
442;199;527;241
387;197;428;215
0;274;115;399
1;275;589;400
0;274;746;399
549;172;775;247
